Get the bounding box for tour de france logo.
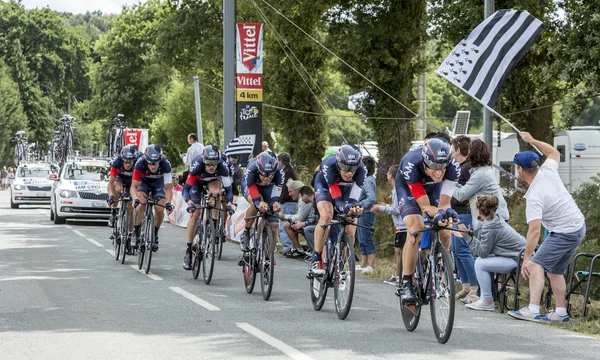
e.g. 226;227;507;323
239;105;260;121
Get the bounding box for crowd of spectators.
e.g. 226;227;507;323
1;166;15;190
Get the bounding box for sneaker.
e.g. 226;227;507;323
280;248;291;256
361;266;373;274
355;265;364;272
152;239;159;252
465;298;496;311
383;275;399;286
311;260;325;275
508;306;543;323
398;280;417;304
108;213;115;228
240;230;250;252
286;249;305;259
183;250;192;271
461;293;479;304
541;310;570;323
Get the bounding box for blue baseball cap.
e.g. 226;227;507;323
513;151;540;169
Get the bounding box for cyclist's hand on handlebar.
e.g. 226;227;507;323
258;201;269;213
186;203;196;213
271;201;281;213
432;209;447;226
165;202;174;213
226;202;235;215
106;196;114;205
132;199;141;208
445;208;460;224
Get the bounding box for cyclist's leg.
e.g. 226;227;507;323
208;180;223;219
313;181;333;256
186;183;203;244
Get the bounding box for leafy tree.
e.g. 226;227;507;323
428;0;564;146
327;111;373;145
0;60;28;165
328;0;428;171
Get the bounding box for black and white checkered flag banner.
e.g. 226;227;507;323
224;134;256;156
436;9;543;109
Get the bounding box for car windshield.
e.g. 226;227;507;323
18;168;51;178
65;164;109;181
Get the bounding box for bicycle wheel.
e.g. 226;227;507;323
260;225;275;301
243;228;257;294
309;266;328;311
400;275;423;332
137;219;145;270
202;219;216;284
192;222;203;280
143;213;154;274
216;210;225;260
429;244;456;344
334;233;355;320
119;207;129;264
114;223;121;261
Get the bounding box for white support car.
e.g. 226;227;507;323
50;159;112;224
10;163;56;208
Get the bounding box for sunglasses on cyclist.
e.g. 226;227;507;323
258;171;275;179
147;161;159;166
424;159;448;171
204;158;220;166
337;163;359;173
123;159;134;164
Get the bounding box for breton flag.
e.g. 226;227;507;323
435;9;543;108
224;134;256;156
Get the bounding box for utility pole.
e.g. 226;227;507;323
417;73;427;141
223;0;235;149
68;94;72;115
483;0;495;158
193;76;204;144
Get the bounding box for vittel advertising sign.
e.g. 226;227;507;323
236;23;264;74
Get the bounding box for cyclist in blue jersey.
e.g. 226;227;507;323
131;145;174;252
107;145;139;247
311;145;367;275
181;145;234;270
395;138;461;303
239;151;284;253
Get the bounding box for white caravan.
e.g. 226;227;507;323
553;126;600;193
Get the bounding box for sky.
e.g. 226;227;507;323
16;0;146;14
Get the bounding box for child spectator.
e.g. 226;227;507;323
456;195;526;311
372;165;406;286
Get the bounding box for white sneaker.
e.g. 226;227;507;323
465;298;495;311
355;265;364;272
361;266;373;274
383;275;399;286
508;306;543;322
542;310;570;323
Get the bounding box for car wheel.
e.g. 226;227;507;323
50;205;55;221
10;193;19;209
53;198;65;225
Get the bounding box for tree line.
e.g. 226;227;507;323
1;0;599;171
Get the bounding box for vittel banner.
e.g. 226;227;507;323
236;23;264;74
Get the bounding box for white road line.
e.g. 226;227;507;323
65;225;73;229
169;287;220;311
37;209;47;215
72;229;85;237
130;265;163;281
86;238;104;247
236;323;314;360
106;249;115;257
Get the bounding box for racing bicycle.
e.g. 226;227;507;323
136;197;164;274
242;211;278;301
113;193;132;264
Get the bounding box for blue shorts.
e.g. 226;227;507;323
116;175;132;193
396;182;441;218
314;179;352;206
137;179;166;200
190;180;222;204
531;224;586;275
242;181;278;224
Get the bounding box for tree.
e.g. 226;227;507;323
428;0;564;146
328;0;428;172
0;60;28;165
327;111;373;146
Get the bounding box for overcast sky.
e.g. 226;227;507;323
16;0;146;14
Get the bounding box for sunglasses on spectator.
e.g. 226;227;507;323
337;163;359;173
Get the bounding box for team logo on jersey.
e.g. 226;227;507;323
403;162;415;180
437;150;447;156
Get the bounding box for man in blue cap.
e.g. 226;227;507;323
508;132;586;323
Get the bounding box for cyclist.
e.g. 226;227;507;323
107;145;139;228
182;145;234;270
130;144;175;252
395;137;461;304
310;145;367;275
239;151;284;255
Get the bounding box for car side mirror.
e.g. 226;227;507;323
49;173;59;181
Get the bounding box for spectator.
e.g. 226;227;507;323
262;141;271;152
456;195;526;311
1;166;7;190
8;167;15;187
508;132;586;323
372;165;406;286
171;174;183;191
449;135;478;302
277;153;299;254
229;155;244;196
356;155;377;274
278;185;316;258
181;133;204;184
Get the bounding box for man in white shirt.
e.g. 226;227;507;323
508;132;586;323
180;134;204;184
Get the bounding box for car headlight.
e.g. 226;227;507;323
59;190;78;198
13;184;25;190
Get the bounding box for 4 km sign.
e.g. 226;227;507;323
236;22;264;158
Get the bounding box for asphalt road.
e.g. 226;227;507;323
1;191;599;359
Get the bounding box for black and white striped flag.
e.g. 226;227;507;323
224;134;256;156
435;9;543;108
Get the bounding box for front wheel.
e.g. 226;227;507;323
260;226;275;301
192;226;203;280
202;220;216;285
334;234;355;320
429;245;456;344
119;209;129;264
143;215;154;274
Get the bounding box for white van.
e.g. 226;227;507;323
553;126;600;193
